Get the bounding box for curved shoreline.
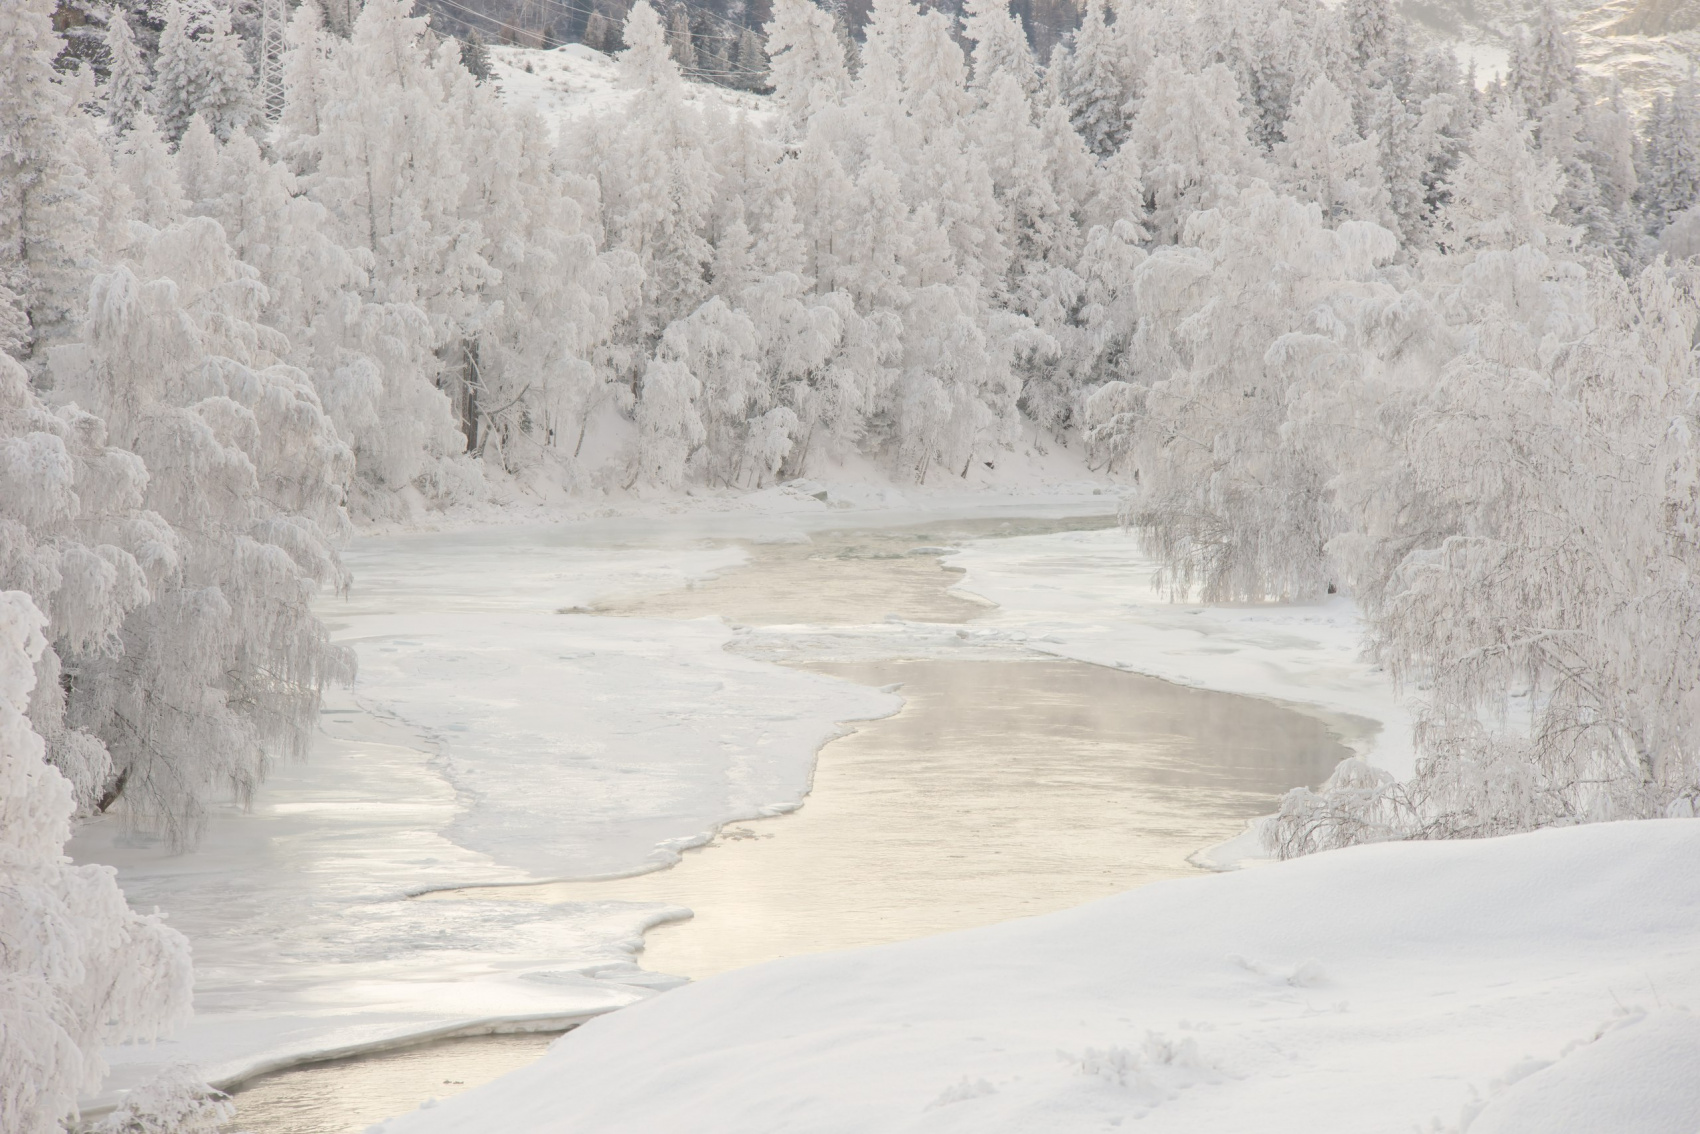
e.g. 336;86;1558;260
91;511;1400;1123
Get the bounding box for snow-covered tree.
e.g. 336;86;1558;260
1056;0;1133;159
48;219;354;846
277;0;337;176
577;1;719;361
962;0;1038;100
102;9;153;135
0;0;97;362
764;0;850;141
154;0;255;142
282;0;488;504
1638;78;1700;234
1126;56;1265;245
0;583;192;1134
666;3;697;74
1277;74;1388;226
1437;103;1575;254
1110;184;1399;601
1271;258;1700;850
1509;2;1637;259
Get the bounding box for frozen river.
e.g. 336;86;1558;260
422;657;1343;980
72;497;1399;1132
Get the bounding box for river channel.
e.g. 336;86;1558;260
230;515;1350;1133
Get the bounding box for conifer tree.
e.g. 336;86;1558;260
584;8;615;51
1127;55;1264;244
667;3;697;74
103;9;152;134
153;0;205;140
1438;103;1574;254
154;0;255;142
277;0;336;175
584;0;719;357
1643;79;1700;234
1058;0;1130;158
736;26;769;91
962;0;1038;100
764;0;850;140
1277;74;1388;225
460;30;493;81
0;0;95;361
194;3;256;139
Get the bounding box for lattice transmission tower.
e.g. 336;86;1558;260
257;0;289;121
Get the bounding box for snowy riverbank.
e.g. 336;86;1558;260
376;818;1700;1134
75;486;1409;1108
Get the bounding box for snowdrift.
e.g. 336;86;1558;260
376;819;1700;1134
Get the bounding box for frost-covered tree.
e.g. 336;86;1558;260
635;353;704;487
0;341;169;811
1271;258;1700;850
666;3;697;73
579;1;719;358
1126;56;1264;245
1056;0;1133;159
102;9;153;135
48;219;354;846
0;585;192;1134
154;0;255;142
1638;78;1700;234
1277;74;1388;226
736;28;770;92
459;99;629;484
1509;2;1637;260
962;0;1037;100
283;0;486;503
764;0;850;141
652;296;760;484
459;30;493;83
277;0;337;176
0;0;97;362
1437;104;1575;254
1106;184;1398;600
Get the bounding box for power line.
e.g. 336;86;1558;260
421;0;767;85
423;0;761;49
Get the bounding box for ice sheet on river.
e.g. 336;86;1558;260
73;532;894;1104
75;499;1407;1106
349;613;896;878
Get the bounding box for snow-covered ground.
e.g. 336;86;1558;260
375;818;1700;1134
76;484;1414;1110
486;43;769;141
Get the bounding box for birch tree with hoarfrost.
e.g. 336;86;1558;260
47;219;354;848
0;588;192;1134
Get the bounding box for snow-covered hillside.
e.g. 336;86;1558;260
486;42;770;138
1406;0;1700;97
374;818;1700;1134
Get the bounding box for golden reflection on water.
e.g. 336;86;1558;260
423;657;1346;979
233;513;1349;1131
230;1033;557;1134
599;515;1117;626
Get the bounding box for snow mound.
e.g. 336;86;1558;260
375;819;1700;1134
1464;1009;1700;1134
